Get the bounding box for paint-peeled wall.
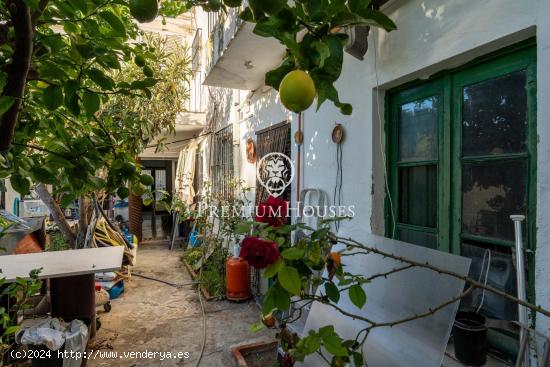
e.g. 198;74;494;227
281;0;549;353
534;0;550;347
199;0;550;348
237;88;292;206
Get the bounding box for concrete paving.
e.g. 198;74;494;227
88;242;275;367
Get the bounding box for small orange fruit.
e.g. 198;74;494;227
328;252;341;268
261;313;276;328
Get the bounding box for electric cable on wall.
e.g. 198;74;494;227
373;31;397;238
333;129;344;232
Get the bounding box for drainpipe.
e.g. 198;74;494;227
511;214;529;367
296;112;303;203
129;158;143;242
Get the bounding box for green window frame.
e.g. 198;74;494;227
386;41;536;260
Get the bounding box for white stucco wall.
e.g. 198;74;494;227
534;0;550;346
198;0;550;351
237;88;291;204
299;0;539;241
292;0;550;352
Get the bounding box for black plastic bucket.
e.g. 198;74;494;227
454;312;488;366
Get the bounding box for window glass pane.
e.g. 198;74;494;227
463;71;527;156
398;228;437;249
399;165;437;228
462;160;526;241
398;96;438;161
461;242;517;320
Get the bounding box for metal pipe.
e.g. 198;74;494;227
516;332;529;367
511;214;529;367
540;341;550;367
296;112;302;203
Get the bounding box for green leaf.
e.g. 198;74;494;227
42;85;64;110
67;0;87;13
281;247;305;260
234;221;253;234
83;90;101;116
263;258;283;278
265;59;295;90
60;193;75;208
301;332;322;354
0;72;6;91
3;325;20;335
348;0;371;12
250;322;265;332
239;7;255;22
248;0;286;15
0;96;15;117
38;61;68;81
340;103;352;115
10;174;31;196
87;68;114;90
348;284;366;309
22;0;39;10
97;53;121;70
88;176;106;189
355;8;397;31
312;41;331;68
130;78;158;89
324;282;340;303
63;79;79;95
261;285;276;314
74;42;94;58
353;351;364;366
323;35;345;81
66;93;80;116
273;283;291;311
321;333;348;357
31;167;56;184
99;11;127;37
278;265;302;295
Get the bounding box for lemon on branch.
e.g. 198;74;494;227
130;0;158;23
117;187;129;199
140;173;154;186
279;70;316;113
134;55;146;67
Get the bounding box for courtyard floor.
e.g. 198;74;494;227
88;242;275;367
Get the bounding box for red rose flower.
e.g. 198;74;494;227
256;195;288;227
240;236;280;269
282;352;295;367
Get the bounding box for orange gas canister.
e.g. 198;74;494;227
226;257;251;301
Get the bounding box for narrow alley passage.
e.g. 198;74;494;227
88;243;275;367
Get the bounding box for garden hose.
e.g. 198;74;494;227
131;272;197;288
193;253;207;367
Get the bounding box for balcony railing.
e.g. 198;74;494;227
202;0;285;90
191;28;202;73
183;28;205;114
205;6;243;77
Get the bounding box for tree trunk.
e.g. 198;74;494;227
35;183;76;248
128;157;143;241
0;0;33;152
75;195;89;249
128;190;142;242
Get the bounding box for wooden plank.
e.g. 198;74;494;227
0;246;124;283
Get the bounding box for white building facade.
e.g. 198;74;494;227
183;0;550;362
